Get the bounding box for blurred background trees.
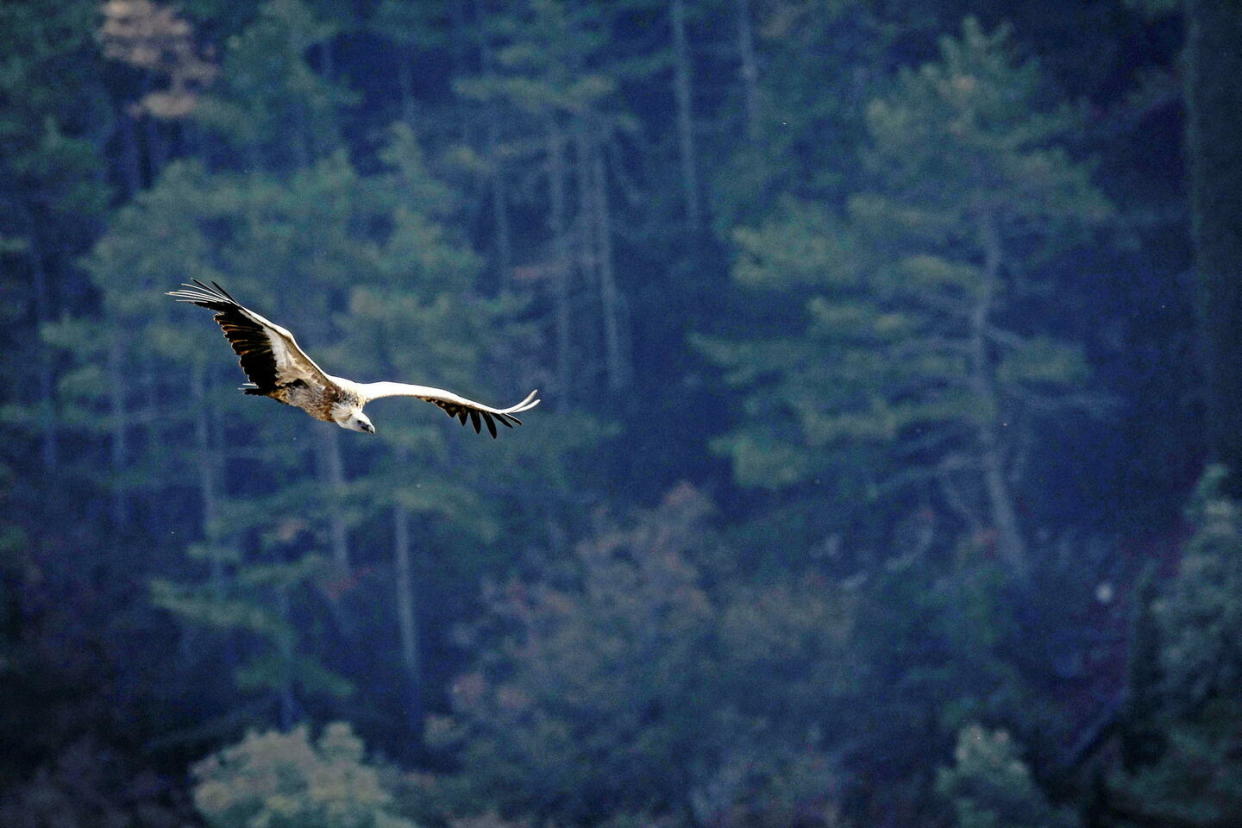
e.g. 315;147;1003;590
0;0;1226;825
191;722;415;828
699;19;1111;580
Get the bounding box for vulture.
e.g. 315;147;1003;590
168;280;540;437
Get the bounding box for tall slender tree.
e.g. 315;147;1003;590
454;0;634;397
699;19;1112;575
669;0;701;232
1185;0;1242;494
1;0;109;471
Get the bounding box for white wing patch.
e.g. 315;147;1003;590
359;382;540;437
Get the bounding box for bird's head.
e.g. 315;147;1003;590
337;409;376;434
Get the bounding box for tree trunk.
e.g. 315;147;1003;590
118;109;143;196
142;356;162;534
735;0;760;140
144;111;167;178
937;455;984;537
547;119;572;408
573;122;600;382
1186;0;1242;495
317;426;350;571
108;334;128;526
393;497;423;733
670;0;702;231
974;210;1026;579
1118;565;1165;771
573;122;594;282
477;12;513;288
452;0;472;143
573;122;629;391
276;587;298;730
319;39;335;83
451;0;469;75
488;117;513;288
192;362;224;594
397;43;416;126
25;219;58;471
141;73;167;176
592;148;628;390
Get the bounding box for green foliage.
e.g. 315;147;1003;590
456;0;616;117
430;485;852;823
193;0;355;167
832;545;1084;809
1185;0;1242;494
705;1;886;232
1119;565;1166;771
936;724;1079;828
433;485;722;820
70;97;545;737
0;0;110;468
860;17;1110;230
1109;699;1242;826
152;552;354;704
700;18;1111;556
371;0;451;52
0;0;108;217
193;722;417;827
0;0;1202;825
1158;466;1242;703
1109;467;1242;824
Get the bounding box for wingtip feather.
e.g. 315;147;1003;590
501;389;540;415
166;280;241;307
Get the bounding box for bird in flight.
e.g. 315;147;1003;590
168;280;540;437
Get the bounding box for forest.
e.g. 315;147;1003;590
2;0;1240;824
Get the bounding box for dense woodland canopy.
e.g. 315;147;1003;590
2;0;1239;824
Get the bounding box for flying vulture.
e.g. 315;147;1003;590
167;280;540;437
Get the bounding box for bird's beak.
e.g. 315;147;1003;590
363;423;375;434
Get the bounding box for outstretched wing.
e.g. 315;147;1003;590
358;383;540;438
166;280;335;393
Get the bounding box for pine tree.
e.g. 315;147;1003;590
1107;466;1242;824
699;19;1112;576
191;0;354;171
68;121;525;734
431;484;858;823
0;0;110;471
332;123;518;737
937;723;1080;828
192;722;417;827
67;157;360;730
453;0;636;397
705;0;889;234
431;486;724;822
